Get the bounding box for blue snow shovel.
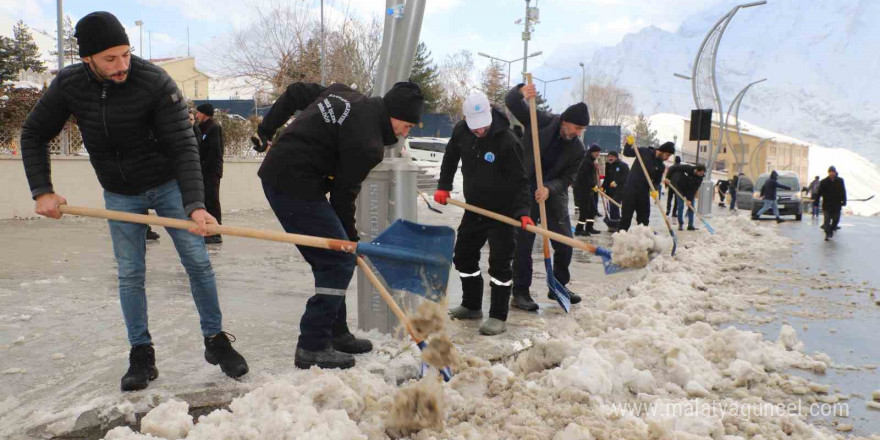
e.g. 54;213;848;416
632;145;678;256
58;206;457;380
665;181;716;235
526;74;571;312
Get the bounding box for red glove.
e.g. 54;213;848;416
520;216;535;230
433;190;450;205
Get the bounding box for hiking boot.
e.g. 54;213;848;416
479;318;507;336
331;333;373;354
449;305;483;320
121;344;158;392
145;227;160;241
574;223;587;236
294;346;355;370
687;225;698;231
511;288;538;311
776;218;784;224
204;332;249;378
678;224;684;231
204;235;223;244
548;287;583;305
586;225;601;235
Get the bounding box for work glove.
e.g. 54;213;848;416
650;190;660;200
591;186;599;192
520;216;535;230
251;132;271;153
610;181;617;188
625;134;635;146
433;190;450;205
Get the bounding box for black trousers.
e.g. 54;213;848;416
823;208;841;231
453;211;516;320
204;176;222;226
620;189;651;231
513;199;573;290
666;188;679;214
577;192;598;224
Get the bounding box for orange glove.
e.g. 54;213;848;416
520;216;535;230
433;190;450;205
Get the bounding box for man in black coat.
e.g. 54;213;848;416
620;139;675;231
195;103;224;244
255;80;423;369
504;83;587;311
602;150;629;231
433;92;531;336
666;156;682;216
817;166;847;240
665;163;706;231
19;11;247;391
574;144;602;235
716;179;730;207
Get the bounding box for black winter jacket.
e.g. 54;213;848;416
667;164;704;200
257;83;397;240
759;171;791;200
20;56;205;214
573;156;598;209
504;84;585;219
437;107;530;219
198;118;224;180
817;176;847;211
602;160;629;198
623;144;666;195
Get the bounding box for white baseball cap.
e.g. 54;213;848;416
462;93;492;130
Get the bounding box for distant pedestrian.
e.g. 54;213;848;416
729;173;741;211
817;166;846;240
602;150;629;232
666;156;681;216
752;170;790;223
195;104;224;244
574;144;602;235
666;163;706;231
807;175;821;218
716;179;730;207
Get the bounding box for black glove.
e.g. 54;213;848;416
251;133;270;153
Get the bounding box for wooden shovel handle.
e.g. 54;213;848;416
525;74;553;256
597;188;623;209
632;146;675;232
665;180;708;222
58;205;357;253
355;257;420;340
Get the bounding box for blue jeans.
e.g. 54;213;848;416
676;196;694;228
729;191;737;210
262;182;354;351
513;195;573;289
104;180;222;347
756;199;780;218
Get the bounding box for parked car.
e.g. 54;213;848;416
404;137;447;162
737;171;803;220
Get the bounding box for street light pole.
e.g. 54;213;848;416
56;0;64;70
578;62;586;103
532;76;571;99
478;51;542;88
522;0;530;82
135;20;143;58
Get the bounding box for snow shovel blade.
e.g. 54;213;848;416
594;247;627;275
700;217;716;235
417;340;453;382
545;258;571;312
669;229;678;256
357;219;454;302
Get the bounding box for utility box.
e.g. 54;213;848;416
355;157;421;334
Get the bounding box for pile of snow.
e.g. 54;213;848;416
95;215;855;440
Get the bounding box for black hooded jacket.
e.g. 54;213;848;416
504;84;585;219
623;144;666;195
759;171;791;200
437;107;530;219
667;164;704;199
257;82;398;240
573;155;599;209
817;175;847;211
20;56;205;214
198;118;224;180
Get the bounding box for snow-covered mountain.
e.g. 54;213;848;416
549;0;880;166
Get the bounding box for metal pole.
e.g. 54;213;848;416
580;63;586;102
149;31;152;60
320;0;326;86
522;0;530;81
187;26;190;57
507;62;511;89
56;0;64;70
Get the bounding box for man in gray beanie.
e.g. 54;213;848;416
19;11;248;392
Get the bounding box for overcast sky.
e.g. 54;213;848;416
1;0;726;96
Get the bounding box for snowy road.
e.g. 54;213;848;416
1;201;878;439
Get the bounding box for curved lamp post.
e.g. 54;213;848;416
726;78;767;173
749;137;774;180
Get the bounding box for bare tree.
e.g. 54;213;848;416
570;76;634;126
436;50;475;122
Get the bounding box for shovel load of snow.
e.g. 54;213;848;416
385;376;445;438
610;225;670;268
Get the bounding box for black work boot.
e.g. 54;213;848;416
548;286;583;305
121;344;158;392
574;223;587;236
295;346;355;370
331;332;373;354
204;235;223;244
586;221;601;235
511;287;539;311
145;227;160;241
204;332;249;378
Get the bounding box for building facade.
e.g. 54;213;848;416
151;57;210;100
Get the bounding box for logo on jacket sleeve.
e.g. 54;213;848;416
484;152;495;163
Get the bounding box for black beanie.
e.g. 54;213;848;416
608;151;619;157
828;165;837;173
383;81;424;124
674;156;682;164
657;142;675;154
695;163;707;172
588;143;601;153
74;12;130;57
196;103;214;117
561;102;590;126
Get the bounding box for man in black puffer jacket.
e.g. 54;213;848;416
19;11;247;392
255;80;424;370
195;103;224;244
573;143;602;235
817;166;847;240
504;83;587;311
665;163;706;231
434;92;531;336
